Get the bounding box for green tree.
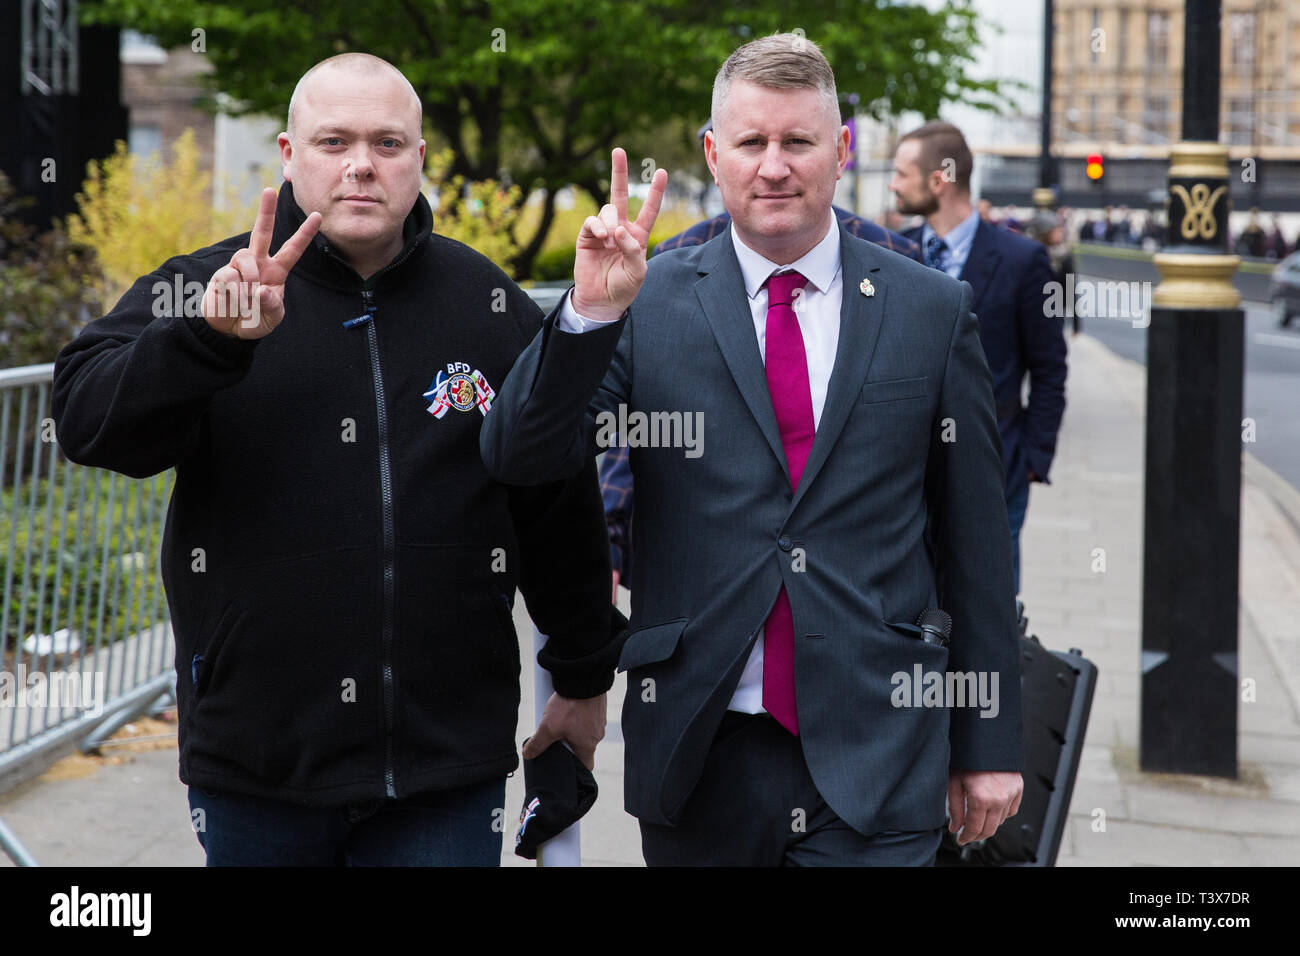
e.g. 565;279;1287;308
84;0;1007;276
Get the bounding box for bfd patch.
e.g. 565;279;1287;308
424;362;496;419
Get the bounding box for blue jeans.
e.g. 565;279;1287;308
1006;478;1030;595
187;777;507;866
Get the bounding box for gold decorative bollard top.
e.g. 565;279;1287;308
1152;141;1241;310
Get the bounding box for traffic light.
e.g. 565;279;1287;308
1086;153;1104;182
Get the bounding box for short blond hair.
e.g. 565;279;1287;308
287;53;422;140
711;33;840;132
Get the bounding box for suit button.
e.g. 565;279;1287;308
778;535;793;552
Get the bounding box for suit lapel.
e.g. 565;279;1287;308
959;219;1001;316
695;235;790;480
790;223;888;513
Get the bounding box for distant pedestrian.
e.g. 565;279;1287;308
1268;217;1289;260
891;120;1068;593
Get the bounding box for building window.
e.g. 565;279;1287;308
1117;9;1126;69
1147;12;1170;70
1227;98;1254;146
1229;12;1256;74
129;125;162;158
1144;96;1170;141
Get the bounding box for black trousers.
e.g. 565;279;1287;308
639;710;944;867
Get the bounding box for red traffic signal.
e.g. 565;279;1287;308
1086;153;1104;181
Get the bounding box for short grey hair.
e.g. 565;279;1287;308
710;33;841;134
286;53;422;140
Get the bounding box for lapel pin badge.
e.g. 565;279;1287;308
859;277;875;297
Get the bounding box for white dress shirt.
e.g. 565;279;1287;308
558;210;844;714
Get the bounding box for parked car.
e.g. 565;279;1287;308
1269;253;1300;327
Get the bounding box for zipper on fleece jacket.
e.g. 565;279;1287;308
344;289;398;799
327;232;421;801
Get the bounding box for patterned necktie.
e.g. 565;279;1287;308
924;234;948;271
761;270;813;735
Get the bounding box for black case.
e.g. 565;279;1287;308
936;602;1099;867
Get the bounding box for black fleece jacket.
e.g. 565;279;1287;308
52;183;619;806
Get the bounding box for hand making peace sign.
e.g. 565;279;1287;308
203;187;323;340
571;148;668;322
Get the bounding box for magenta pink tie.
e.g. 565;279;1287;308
762;270;813;735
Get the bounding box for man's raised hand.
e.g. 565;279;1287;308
571;148;667;322
203;187;322;340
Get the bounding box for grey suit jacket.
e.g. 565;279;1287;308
481;221;1022;836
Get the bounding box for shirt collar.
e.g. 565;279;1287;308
921;206;981;259
730;209;840;300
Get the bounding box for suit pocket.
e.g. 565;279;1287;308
884;620;951;661
859;376;928;405
617;619;688;672
884;620;927;640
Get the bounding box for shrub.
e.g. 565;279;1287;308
1;467;171;657
0;172;103;369
531;246;577;282
65;129;252;307
426;148;522;276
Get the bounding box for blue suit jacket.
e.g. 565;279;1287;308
905;220;1067;489
482;222;1022;835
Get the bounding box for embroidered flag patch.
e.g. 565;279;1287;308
424;362;496;419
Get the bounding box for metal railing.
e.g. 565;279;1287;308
0;363;177;866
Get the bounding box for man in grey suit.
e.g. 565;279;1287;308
482;33;1023;865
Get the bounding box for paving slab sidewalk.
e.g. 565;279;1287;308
1026;334;1300;866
